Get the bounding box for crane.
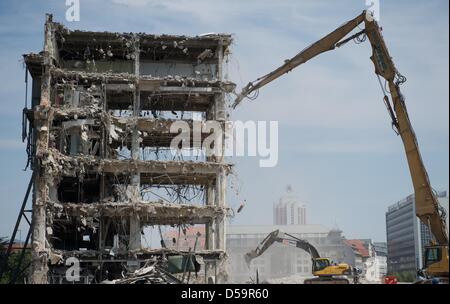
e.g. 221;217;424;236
233;11;448;282
245;230;358;284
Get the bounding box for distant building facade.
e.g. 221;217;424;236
385;191;449;277
371;242;388;282
345;239;387;283
273;185;307;225
226;225;356;283
345;239;370;270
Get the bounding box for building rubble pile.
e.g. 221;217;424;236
104;260;181;284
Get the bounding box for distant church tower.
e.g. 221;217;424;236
273;185;307;225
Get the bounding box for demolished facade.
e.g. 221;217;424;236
23;14;235;284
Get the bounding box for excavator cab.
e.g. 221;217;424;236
423;245;449;280
308;258;354;284
312;258;353;278
312;258;332;272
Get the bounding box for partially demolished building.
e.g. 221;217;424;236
23;14;234;284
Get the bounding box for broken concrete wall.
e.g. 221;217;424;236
24;14;234;284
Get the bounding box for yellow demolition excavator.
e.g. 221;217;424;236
245;230;359;284
234;11;449;283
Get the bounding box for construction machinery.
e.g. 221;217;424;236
245;230;357;284
234;10;449;283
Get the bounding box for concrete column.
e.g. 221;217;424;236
99;85;107;251
129;37;141;251
30;75;51;284
204;43;227;280
215;166;226;252
205;183;216;250
30;15;54;284
30;163;49;284
215;43;228;282
128;119;141;250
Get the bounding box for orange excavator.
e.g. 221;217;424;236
233;11;448;283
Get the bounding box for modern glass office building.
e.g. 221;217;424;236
386;191;449;275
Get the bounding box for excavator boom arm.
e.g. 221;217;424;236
364;19;448;244
232;12;366;108
245;230;321;266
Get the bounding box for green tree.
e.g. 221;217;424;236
0;237;32;284
392;271;416;283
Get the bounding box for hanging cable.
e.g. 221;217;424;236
22;68;33;171
22;68;28;142
376;74;386;95
377;75;399;134
395;71;407;86
158;225;166;248
354;33;367;44
247;88;259;101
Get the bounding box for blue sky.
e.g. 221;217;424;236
0;0;448;242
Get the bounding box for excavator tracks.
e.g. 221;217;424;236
304;276;351;284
